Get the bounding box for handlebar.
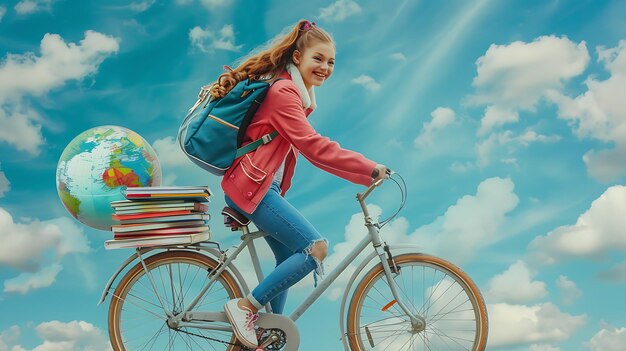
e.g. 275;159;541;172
357;169;393;202
356;169;406;228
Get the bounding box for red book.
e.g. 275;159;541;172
124;194;210;202
112;210;191;221
113;226;209;239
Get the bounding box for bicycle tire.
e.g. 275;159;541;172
346;253;488;350
108;250;244;350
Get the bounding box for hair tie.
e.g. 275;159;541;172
300;20;316;31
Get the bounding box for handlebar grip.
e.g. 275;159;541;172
371;167;393;179
371;168;380;178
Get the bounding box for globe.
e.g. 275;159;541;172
56;125;162;231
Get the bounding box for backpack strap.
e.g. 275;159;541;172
233;77;285;159
235;131;279;158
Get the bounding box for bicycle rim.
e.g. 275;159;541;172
347;254;488;351
108;251;244;350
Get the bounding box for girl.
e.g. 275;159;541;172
213;19;388;348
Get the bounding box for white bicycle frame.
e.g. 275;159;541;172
100;178;422;350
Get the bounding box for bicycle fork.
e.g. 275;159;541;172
366;222;426;332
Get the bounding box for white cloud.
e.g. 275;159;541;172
14;0;52;15
0;321;111;351
390;52;406;61
470;35;589;134
477;105;519;136
529;185;626;264
0;31;119;155
450;161;474;173
556;275;582;305
527;344;563;351
0;6;6;22
3;264;62;294
35;321;111;350
414;177;519;262
128;0;155;12
488;302;586;347
151;136;196;185
0;164;9;197
175;0;229;7
598;259;626;281
0;107;44;155
415;107;456;146
486;260;547;303
476;129;560;168
351;75;380;92
200;0;231;10
582;147;626;184
547;41;626;182
0;209;90;293
587;327;626;351
0;209;90;271
318;0;361;22
516;129;562;145
0;31;119;100
0;326;22;351
189;24;242;53
152;136;194;167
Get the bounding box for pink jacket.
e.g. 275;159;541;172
221;71;378;214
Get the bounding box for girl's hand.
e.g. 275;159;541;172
371;164;390;182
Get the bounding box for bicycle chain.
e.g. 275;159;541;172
173;326;286;350
173;327;242;348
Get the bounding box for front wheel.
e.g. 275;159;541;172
108;250;244;350
346;253;488;350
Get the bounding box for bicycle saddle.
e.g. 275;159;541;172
222;206;251;229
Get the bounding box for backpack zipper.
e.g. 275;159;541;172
207;114;239;130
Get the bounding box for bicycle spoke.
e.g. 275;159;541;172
427;323;472;350
130;321;166;351
177;329;194;350
395;332;416;351
156;265;171;312
376;325;411;350
420;329;433;351
114;292;166;321
369;283;408;320
182;263;203;305
428;288;466;322
424;275;455;320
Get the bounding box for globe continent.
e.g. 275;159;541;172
56;125;162;231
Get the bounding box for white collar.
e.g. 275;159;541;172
286;63;317;110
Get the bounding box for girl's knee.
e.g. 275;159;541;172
310;240;328;261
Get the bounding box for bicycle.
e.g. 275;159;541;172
99;173;489;350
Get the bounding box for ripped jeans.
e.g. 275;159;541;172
225;181;327;314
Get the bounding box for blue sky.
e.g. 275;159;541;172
1;0;626;350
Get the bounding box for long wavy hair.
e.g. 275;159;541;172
209;20;334;99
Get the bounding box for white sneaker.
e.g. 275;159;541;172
224;299;259;348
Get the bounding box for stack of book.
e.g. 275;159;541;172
105;186;212;249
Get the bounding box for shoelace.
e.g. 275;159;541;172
245;312;258;332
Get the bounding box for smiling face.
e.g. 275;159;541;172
292;41;335;90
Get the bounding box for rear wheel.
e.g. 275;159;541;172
346;253;488;350
108;250;244;350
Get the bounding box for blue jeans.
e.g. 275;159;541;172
225;181;327;314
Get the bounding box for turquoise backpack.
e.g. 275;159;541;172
177;78;282;176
